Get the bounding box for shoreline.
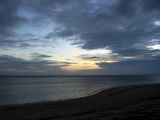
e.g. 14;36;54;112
0;87;109;107
0;83;160;120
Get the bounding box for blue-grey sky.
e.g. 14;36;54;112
0;0;160;75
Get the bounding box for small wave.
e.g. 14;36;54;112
54;86;112;102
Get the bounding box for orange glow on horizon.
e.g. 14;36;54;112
56;59;119;72
105;60;119;63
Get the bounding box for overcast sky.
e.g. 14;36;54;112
0;0;160;75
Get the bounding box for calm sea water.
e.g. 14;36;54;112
0;75;160;106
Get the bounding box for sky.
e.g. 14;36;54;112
0;0;160;75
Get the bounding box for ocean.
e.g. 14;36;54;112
0;75;160;106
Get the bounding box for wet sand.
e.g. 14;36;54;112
0;83;160;120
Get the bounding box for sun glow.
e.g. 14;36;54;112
57;59;119;72
105;60;118;63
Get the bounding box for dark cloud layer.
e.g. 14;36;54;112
95;59;160;75
0;55;72;75
1;0;160;54
0;0;27;37
143;0;160;11
0;0;26;28
44;0;160;58
31;53;52;59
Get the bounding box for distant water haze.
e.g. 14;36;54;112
0;75;160;106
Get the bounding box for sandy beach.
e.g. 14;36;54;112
0;83;160;120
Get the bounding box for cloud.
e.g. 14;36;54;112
40;0;160;58
31;53;52;59
38;0;73;8
143;0;160;12
110;0;138;19
0;28;15;37
79;55;100;60
0;0;27;28
1;0;160;75
0;55;73;75
95;59;160;74
85;56;100;59
0;37;39;48
0;0;27;37
1;0;160;55
77;58;160;75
